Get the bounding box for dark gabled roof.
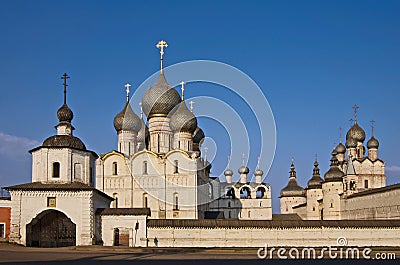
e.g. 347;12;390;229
272;214;302;221
96;208;151;216
355;156;384;164
347;183;400;199
147;219;400;229
5;182;113;200
204;211;224;219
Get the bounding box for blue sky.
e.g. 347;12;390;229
1;0;400;211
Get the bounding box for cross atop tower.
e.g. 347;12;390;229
257;156;261;169
180;81;185;100
370;119;376;136
61;73;70;104
124;83;131;102
139;102;143;119
242;153;246;166
352;104;359;121
339;127;343;143
227;155;231;168
156;40;168;72
189;100;195;112
349;118;354;126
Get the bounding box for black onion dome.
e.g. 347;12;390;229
43;135;86;150
137;118;149;143
192;127;205;143
280;178;305;197
345;137;357;148
367;136;379;149
324;156;344;182
346;122;366;142
113;102;141;132
307;161;323;189
238;166;250;174
169;102;197;133
57;104;73;123
335;142;346;154
141;73;181;118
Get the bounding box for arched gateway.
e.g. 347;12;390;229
26;210;76;247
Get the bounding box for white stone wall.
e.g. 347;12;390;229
341;188;400;220
101;215;147;247
306;188;323;220
322;182;343;220
280;197;306;214
147;226;400;247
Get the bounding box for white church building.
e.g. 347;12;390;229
4;41;400;248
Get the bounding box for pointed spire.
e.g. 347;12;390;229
313;158;320;176
156;40;168;73
346;154;356;175
339;127;343;143
290;158;296;178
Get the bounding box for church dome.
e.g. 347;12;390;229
238;166;249;174
346;122;366;142
367;136;379;149
57;104;73;123
137;118;149;143
113;102;141;132
280;162;305;197
335;142;346;154
141;73;181;118
307;161;323;189
193;127;205;143
346;137;357;148
324;156;344;182
224;168;233;176
42;135;86;150
169;102;197;133
254;168;264;176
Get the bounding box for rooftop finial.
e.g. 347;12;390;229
370;119;375;137
156;40;168;73
315;153;318;162
180;81;185;101
227;155;231;168
352;104;359;122
257;156;261;169
139;102;143;119
124;83;131;102
242;153;246;166
189;100;195;112
61;73;70;104
339;127;343;143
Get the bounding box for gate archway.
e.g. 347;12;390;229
26;210;76;247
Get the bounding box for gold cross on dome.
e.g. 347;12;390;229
352;104;359;121
156;40;168;72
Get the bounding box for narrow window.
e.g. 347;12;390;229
112;162;117;175
330;203;333;208
113;193;118;208
52;162;60;178
228;201;231;208
90;167;93;184
178;141;180;149
174;160;179;174
143;161;148;175
174;193;179;210
364;179;369;188
143;194;148;208
248;211;251;218
157;134;160;153
228;211;231;219
0;223;5;238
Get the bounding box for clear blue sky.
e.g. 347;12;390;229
1;0;400;212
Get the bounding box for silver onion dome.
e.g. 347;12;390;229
346;137;357;148
169;101;197;133
137;118;149;143
307;160;323;189
193;127;205;143
238;166;250;174
280;162;305;197
141;73;181;118
335;142;346;154
254;168;264;176
367;136;379;149
224;168;233;176
113;102;141;132
346;122;366;142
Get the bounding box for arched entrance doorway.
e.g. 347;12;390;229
26;210;76;247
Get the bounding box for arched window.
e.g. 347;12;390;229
143;161;148;175
240;186;251;199
143;193;148;208
226;187;235;199
52;162;60;178
174;160;179;174
173;193;179;210
256;187;267;199
112;162;117;175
